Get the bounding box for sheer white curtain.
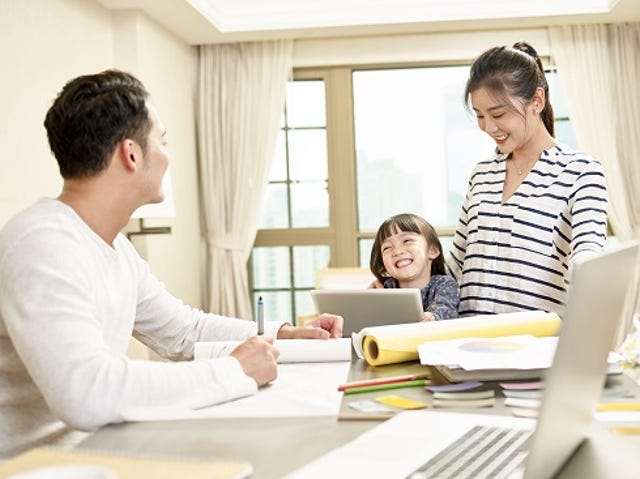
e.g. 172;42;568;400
549;24;640;341
611;23;640;335
548;25;632;239
197;40;293;319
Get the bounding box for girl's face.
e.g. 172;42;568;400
470;86;541;155
380;226;440;288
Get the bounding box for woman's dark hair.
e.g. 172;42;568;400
44;69;151;179
464;41;554;137
369;213;445;283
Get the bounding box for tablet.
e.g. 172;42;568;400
310;288;423;337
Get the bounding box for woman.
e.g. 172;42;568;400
448;42;608;316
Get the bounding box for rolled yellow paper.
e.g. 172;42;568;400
362;311;561;366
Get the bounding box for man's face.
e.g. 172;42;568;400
139;103;170;204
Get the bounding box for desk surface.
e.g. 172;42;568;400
78;360;640;479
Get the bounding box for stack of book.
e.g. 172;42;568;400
426;381;495;408
499;380;545;418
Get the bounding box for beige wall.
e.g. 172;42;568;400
293;28;550;67
0;0;113;224
0;0;202;311
0;1;554;317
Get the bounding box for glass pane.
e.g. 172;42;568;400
259;184;289;229
251;247;291;289
268;131;288;182
358;238;374;269
294;290;315;324
254;291;293;324
547;72;571;118
439;235;455;259
291;182;329;228
353;67;493;232
288;129;328;181
286;80;326;127
555;120;577;150
293;245;331;288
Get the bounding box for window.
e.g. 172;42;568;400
352;66;493;265
260;80;329;230
251;76;334;324
250;64;576;324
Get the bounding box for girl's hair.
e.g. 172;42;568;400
464;41;554;137
369;213;445;283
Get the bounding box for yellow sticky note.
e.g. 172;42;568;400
610;426;640;435
596;403;640;411
375;395;427;410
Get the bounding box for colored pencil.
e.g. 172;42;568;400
338;373;429;392
343;379;428;395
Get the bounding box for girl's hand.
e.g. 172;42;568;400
421;312;436;322
368;279;384;289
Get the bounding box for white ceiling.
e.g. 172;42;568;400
97;0;640;45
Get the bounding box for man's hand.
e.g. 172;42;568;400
230;336;279;387
277;313;344;339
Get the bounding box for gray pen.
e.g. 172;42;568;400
257;296;264;335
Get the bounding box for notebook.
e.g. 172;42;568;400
286;242;640;479
311;288;423;337
0;447;252;479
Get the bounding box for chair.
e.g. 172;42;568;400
315;267;375;290
297;267;376;326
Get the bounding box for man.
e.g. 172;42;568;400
0;70;342;457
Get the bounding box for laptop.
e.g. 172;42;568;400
288;242;640;479
311;288;424;337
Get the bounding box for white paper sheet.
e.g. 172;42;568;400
593;411;640;422
418;335;557;371
194;338;352;363
122;362;350;421
419;335;622;372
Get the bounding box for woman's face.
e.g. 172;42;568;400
471;87;539;155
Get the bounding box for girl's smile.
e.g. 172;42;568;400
381;228;440;289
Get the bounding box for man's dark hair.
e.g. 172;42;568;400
44;69;151;179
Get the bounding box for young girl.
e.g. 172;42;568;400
370;213;459;321
447;42;608;316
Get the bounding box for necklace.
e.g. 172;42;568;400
512;157;535;176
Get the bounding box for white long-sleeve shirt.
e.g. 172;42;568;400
447;145;608;316
0;198;281;457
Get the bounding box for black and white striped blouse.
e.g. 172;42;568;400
447;144;608;316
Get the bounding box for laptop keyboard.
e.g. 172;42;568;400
405;425;531;479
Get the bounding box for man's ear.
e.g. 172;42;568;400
118;139;138;172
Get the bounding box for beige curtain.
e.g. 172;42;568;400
196;41;293;318
549;24;640;342
548;25;632;239
611;23;640;338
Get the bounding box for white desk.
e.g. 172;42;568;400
78;360;640;478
